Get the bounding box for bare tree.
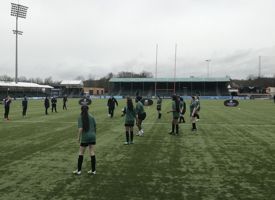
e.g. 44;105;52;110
105;72;114;80
18;76;27;82
75;75;85;81
44;76;53;85
87;74;95;80
0;75;14;81
247;74;256;80
140;71;153;78
117;71;132;78
35;78;43;84
117;71;153;78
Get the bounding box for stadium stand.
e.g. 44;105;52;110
109;77;230;97
0;81;53;99
60;80;83;97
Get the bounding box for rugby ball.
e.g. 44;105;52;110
224;99;239;107
79;98;92;106
141;98;153;106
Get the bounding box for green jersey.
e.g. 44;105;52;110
196;99;201;111
78;114;96;143
136;101;144;115
124;106;136;124
190;100;198;116
179;100;186;114
172;101;180;118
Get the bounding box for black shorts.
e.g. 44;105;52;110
138;112;146;120
157;105;161;111
125;123;134;127
80;142;96;147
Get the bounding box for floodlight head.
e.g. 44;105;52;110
11;3;28;18
13;30;23;35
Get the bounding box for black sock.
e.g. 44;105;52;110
176;124;179;133
192;123;196;129
172;124;175;132
91;155;96;172
130;131;133;142
125;131;129;142
77;155;83;171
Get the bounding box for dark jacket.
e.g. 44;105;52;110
4;98;11;108
44;98;50;108
22;97;28;108
51;97;57;105
107;97;118;109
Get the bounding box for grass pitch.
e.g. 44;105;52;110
0;98;275;200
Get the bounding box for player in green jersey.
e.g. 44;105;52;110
195;95;200;121
190;96;198;131
167;95;180;135
122;97;136;144
156;95;162;119
73;105;97;175
179;96;186;123
135;96;146;136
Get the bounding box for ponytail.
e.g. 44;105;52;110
127;97;134;111
81;106;90;132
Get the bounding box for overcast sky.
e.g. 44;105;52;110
1;0;275;80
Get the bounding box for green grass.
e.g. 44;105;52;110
0;98;275;200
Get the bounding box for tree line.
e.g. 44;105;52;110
0;71;153;89
0;75;59;85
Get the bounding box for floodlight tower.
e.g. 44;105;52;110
173;44;177;94
11;2;28;83
205;59;211;78
258;56;261;78
154;44;158;97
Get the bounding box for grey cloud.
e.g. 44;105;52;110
1;0;275;80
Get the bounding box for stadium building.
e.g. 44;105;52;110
109;77;230;97
60;80;83;97
0;81;53;99
83;87;105;96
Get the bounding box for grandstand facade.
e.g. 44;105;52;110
109;77;230;97
60;80;83;97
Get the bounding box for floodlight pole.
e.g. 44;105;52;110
173;44;177;94
205;59;211;78
258;56;261;78
11;3;28;84
154;44;158;98
15;14;18;83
